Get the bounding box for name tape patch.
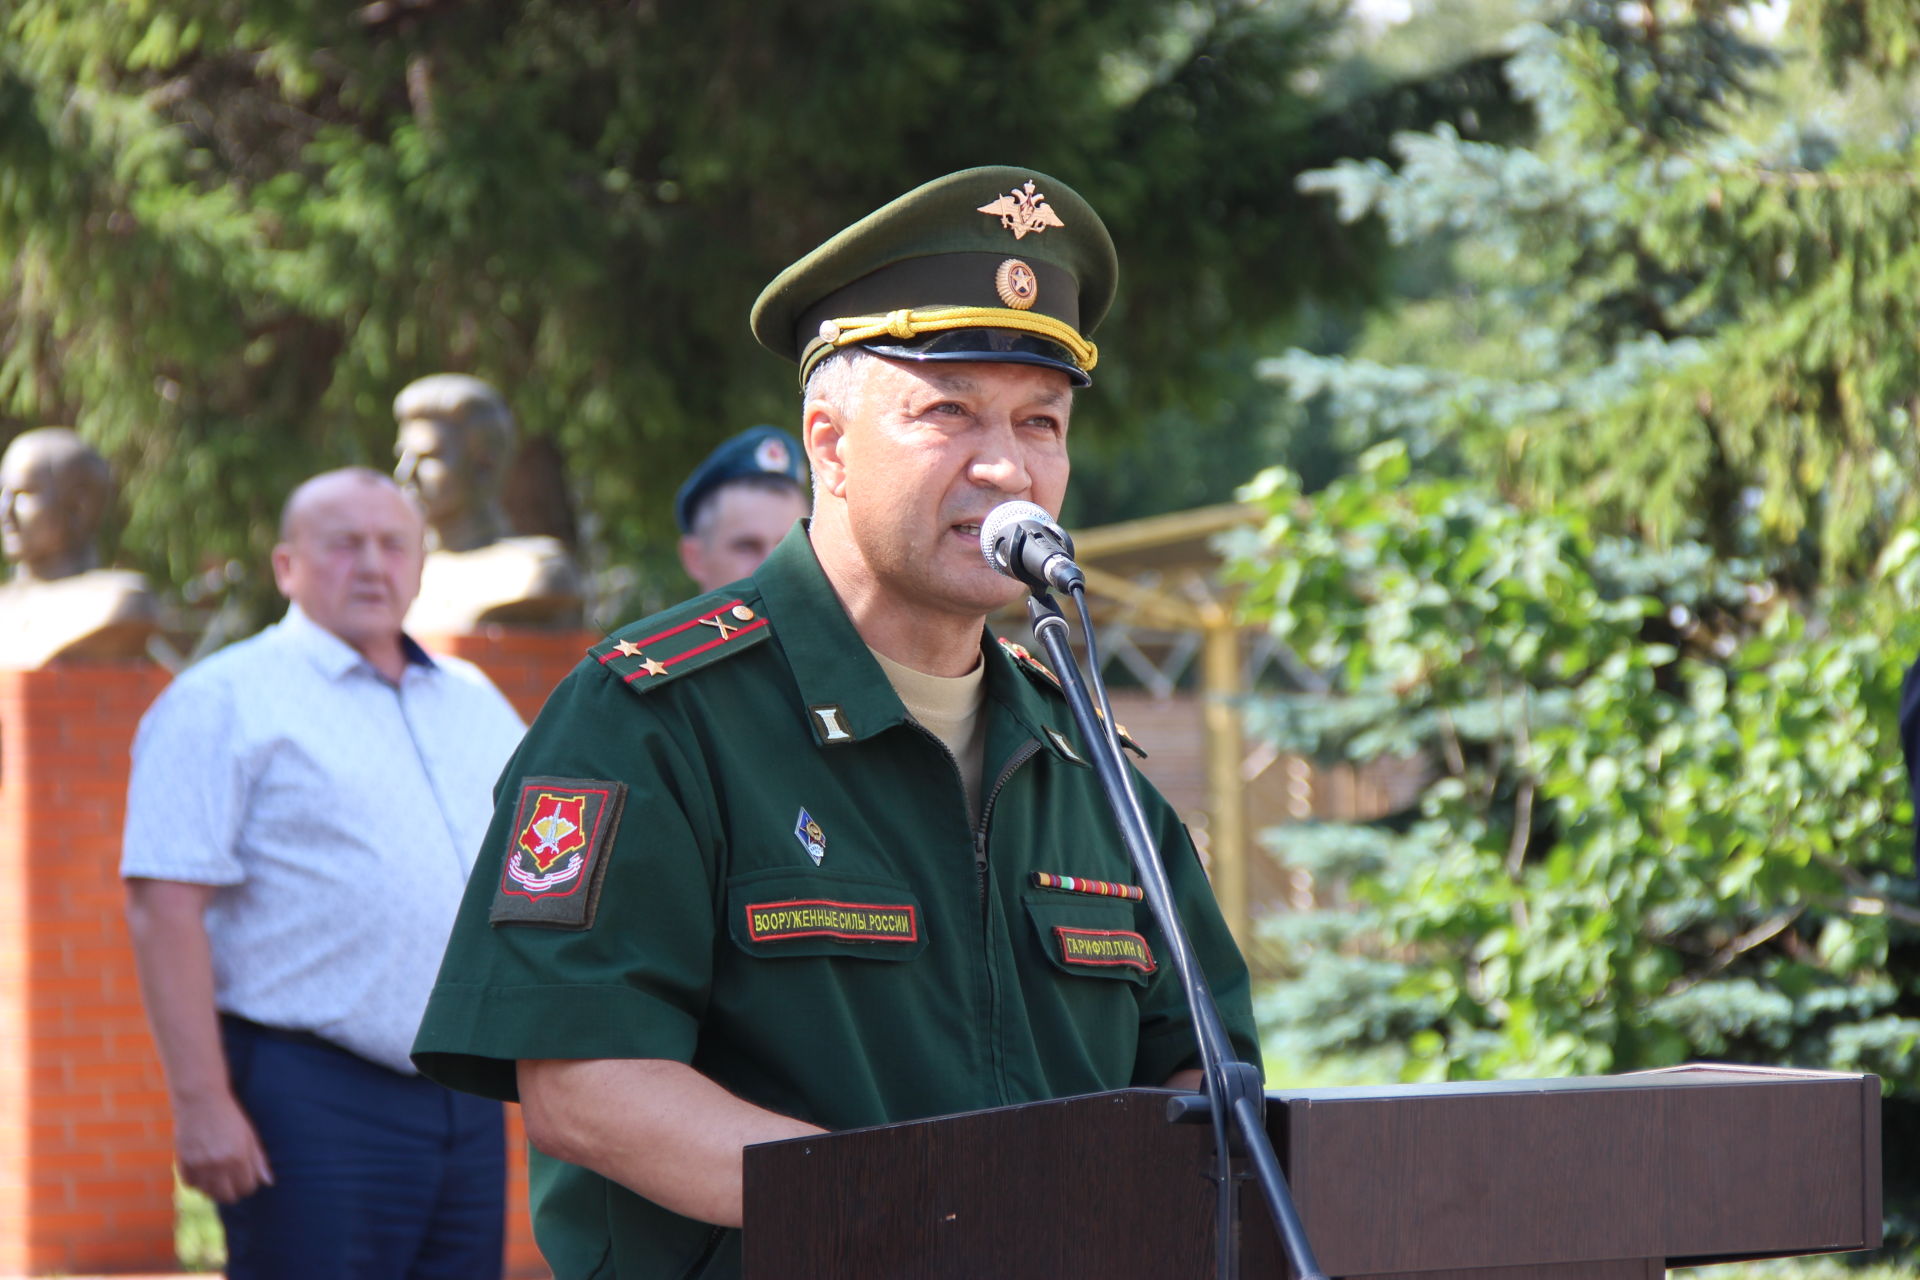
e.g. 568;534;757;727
490;776;626;929
746;898;919;944
1053;926;1156;974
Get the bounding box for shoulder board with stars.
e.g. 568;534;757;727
997;637;1147;759
589;593;771;693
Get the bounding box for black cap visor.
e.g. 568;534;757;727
857;328;1092;388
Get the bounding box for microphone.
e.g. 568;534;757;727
979;500;1085;594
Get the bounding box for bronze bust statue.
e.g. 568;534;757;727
0;427;159;666
391;375;583;633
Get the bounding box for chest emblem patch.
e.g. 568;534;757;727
490;777;627;929
1053;926;1156;974
794;808;826;866
746;898;919;944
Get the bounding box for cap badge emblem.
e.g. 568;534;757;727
977;180;1066;240
794;808;827;865
755;437;790;472
994;259;1039;310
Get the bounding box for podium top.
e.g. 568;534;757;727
1266;1062;1874;1105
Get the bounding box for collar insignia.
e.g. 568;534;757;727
794;807;826;865
977;180;1066;240
1043;726;1085;765
809;704;853;744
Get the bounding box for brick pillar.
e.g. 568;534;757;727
0;663;175;1275
420;628;596;1280
424;628;598;726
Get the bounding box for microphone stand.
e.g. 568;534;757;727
1025;587;1326;1280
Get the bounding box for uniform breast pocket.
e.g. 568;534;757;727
725;868;928;962
1023;898;1156;987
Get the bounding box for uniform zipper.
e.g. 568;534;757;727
974;740;1041;906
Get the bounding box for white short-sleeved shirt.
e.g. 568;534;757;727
121;604;526;1074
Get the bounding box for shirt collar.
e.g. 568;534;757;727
278;603;437;682
751;524;1066;756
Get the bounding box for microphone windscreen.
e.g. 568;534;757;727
979;500;1057;574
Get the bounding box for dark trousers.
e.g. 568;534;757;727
217;1016;506;1280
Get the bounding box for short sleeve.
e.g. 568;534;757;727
412;662;722;1101
120;673;249;886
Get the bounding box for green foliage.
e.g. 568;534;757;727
1233;4;1920;1254
1228;445;1920;1088
1795;0;1920;82
0;0;1459;625
174;1177;223;1271
1265;6;1920;585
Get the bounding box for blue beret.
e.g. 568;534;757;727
674;426;808;533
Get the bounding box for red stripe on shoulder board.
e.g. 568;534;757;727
622;616;768;683
598;600;747;664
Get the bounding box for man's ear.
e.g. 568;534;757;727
804;399;849;500
269;544;297;599
677;534;704;586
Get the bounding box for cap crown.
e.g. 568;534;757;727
751;165;1117;386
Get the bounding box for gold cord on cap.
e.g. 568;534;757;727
798;305;1098;384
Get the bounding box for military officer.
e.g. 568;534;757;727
413;165;1260;1278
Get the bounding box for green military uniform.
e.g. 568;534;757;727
413;527;1258;1276
413;164;1261;1278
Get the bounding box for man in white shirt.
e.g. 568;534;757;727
122;467;525;1279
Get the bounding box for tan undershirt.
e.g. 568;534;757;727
870;647;989;823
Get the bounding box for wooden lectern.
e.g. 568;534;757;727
743;1065;1881;1279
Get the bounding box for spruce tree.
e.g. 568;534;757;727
1236;0;1920;1250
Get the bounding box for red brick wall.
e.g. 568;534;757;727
0;636;594;1279
424;629;597;727
0;663;176;1274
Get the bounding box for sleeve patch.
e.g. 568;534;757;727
489;777;627;929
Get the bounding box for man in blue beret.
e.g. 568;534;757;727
674;426;809;593
414;165;1258;1277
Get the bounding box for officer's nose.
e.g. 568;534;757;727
969;423;1031;495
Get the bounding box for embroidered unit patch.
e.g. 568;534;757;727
490;777;626;928
746;898;918;944
794;808;826;865
1031;872;1144;901
1053;926;1156;973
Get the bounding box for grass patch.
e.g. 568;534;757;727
1675;1257;1915;1279
174;1178;225;1272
